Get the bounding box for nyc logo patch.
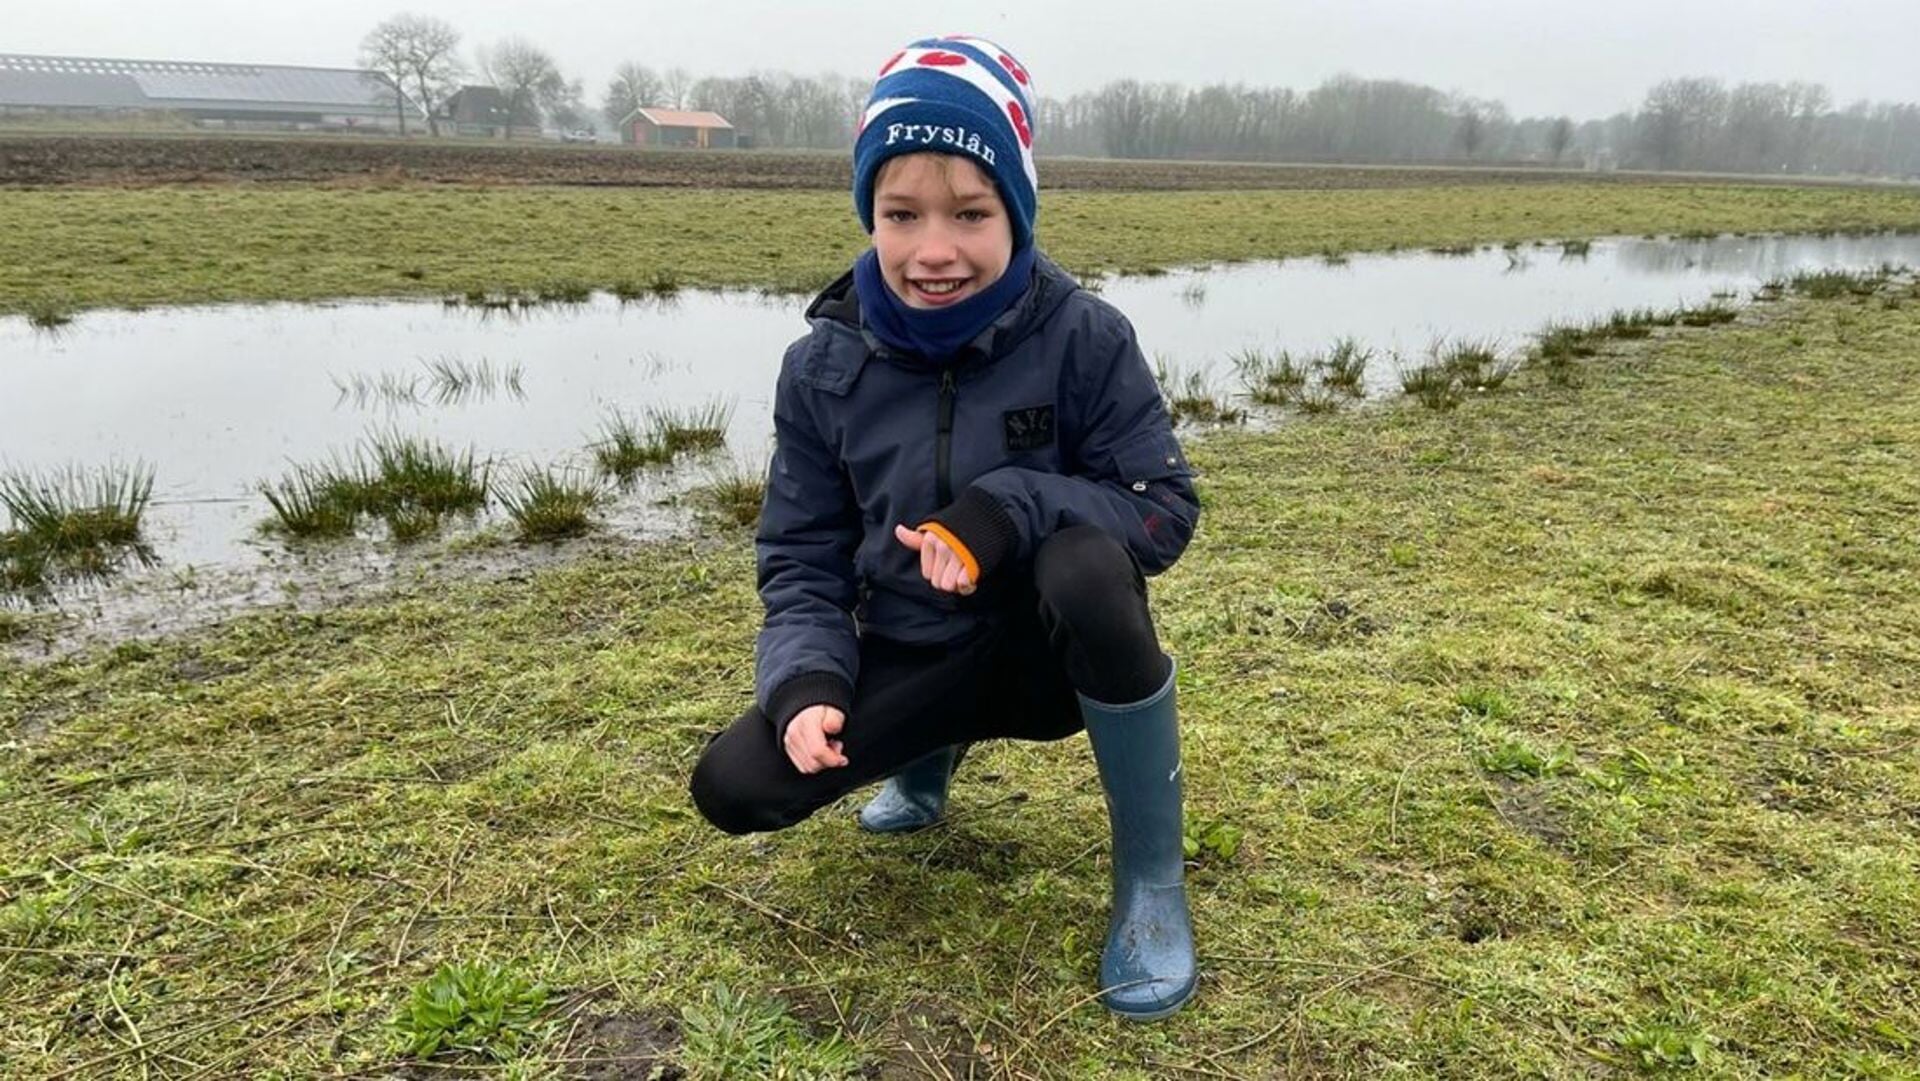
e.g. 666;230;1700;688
1002;405;1056;452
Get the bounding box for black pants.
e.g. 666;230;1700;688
690;525;1172;835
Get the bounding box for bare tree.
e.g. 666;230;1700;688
1546;116;1575;163
604;61;662;127
1455;107;1486;158
1637;77;1727;169
477;38;566;130
544;77;589;131
662;67;694;110
360;14;463;136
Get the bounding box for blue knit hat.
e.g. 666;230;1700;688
853;36;1039;252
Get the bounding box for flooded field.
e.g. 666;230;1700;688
4;229;1918;633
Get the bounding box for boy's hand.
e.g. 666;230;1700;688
784;704;848;774
894;524;976;595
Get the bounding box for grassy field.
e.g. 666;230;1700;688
5;181;1920;315
3;273;1916;1076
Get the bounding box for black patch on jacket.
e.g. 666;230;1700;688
1002;405;1056;452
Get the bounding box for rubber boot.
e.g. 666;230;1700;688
1080;665;1196;1020
857;744;967;833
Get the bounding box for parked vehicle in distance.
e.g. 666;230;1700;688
561;130;597;144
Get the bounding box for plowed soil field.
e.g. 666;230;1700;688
3;133;1893;191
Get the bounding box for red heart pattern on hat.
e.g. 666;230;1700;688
917;51;968;67
878;50;905;77
1006;101;1032;148
997;54;1030;86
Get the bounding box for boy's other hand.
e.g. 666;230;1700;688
784;704;849;774
894;524;976;595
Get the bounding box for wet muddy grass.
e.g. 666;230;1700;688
689;460;767;532
7;182;1920;315
3;282;1916;1076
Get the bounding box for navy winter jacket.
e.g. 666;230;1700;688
754;254;1200;733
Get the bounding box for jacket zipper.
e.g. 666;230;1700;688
936;368;956;507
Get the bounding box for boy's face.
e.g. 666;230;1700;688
871;153;1014;310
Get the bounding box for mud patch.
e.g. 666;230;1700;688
0;530;655;666
8;706;55;742
1297;597;1384;645
169;651;246;685
556;1010;683;1080
915;831;1026;878
1492;778;1573;855
872;1001;988;1081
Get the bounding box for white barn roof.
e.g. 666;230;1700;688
0;53;408;117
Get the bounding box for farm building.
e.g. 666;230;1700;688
438;86;538;139
619;107;736;148
0;52;413;130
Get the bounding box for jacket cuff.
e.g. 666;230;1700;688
765;671;854;739
920;485;1020;581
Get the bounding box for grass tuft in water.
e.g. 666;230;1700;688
1231;347;1308;405
24;296;74;331
1788;268;1893;300
535;279;592;304
593;408;674;480
0;462;155;593
1559;238;1592;258
495;466;604;542
1535;323;1598;362
261;435;487;542
1434;337;1519;391
1156;358;1246;425
1397;356;1464;410
363;433;490;517
1677;302;1739;327
613;269;686;302
0;462;153;556
259;464;363;538
648;398;734;456
1606;306;1671;336
1318;336;1373;395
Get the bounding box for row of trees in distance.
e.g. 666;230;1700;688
359;13;1920;178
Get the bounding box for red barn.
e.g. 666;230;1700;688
620;107;735;148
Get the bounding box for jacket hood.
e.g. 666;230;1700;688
804;251;1082;364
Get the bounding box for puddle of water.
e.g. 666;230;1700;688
3;230;1916;623
1106;231;1920;397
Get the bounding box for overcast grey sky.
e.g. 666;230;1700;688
12;1;1920;119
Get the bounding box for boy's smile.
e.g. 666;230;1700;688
871;153;1014;310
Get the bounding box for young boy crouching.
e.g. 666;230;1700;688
689;36;1201;1020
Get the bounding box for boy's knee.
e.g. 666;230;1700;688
689;730;793;836
1034;526;1139;615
